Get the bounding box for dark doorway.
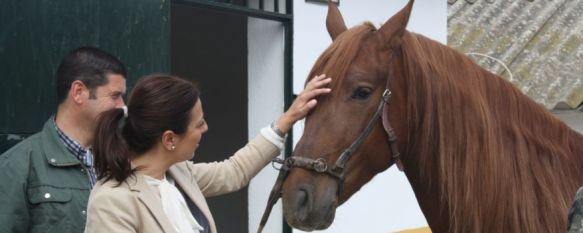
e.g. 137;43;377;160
0;0;170;153
171;4;249;233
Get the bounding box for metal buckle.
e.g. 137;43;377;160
271;158;285;170
312;158;328;173
382;89;392;103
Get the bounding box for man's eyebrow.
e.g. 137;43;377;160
110;91;124;96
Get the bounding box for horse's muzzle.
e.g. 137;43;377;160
282;178;338;231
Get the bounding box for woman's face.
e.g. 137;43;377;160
175;99;208;161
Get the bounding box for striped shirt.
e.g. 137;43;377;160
53;119;97;186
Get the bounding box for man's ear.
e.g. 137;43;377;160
70;80;88;104
161;130;177;151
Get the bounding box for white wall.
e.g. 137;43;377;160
293;0;447;92
248;17;285;233
554;111;583;133
292;0;446;232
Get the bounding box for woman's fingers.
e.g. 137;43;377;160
276;74;332;133
300;75;331;100
302;99;318;112
305;74;331;90
292;74;332;117
299;88;331;103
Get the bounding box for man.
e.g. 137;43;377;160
0;47;127;233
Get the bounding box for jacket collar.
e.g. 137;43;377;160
40;117;81;167
126;173;178;233
126;163;217;233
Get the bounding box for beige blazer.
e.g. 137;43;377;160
84;134;280;233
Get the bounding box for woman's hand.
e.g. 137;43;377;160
276;74;332;134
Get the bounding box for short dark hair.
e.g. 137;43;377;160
93;74;199;184
56;46;127;104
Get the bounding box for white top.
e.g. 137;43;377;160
144;175;204;233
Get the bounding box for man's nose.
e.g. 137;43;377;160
116;99;125;108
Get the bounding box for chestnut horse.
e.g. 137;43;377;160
280;1;583;232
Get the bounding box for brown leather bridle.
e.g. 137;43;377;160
256;82;403;233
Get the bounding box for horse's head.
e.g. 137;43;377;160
282;1;415;230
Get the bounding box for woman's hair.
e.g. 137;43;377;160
93;74;199;184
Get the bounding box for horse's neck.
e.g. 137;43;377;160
397;33;583;232
403;164;451;232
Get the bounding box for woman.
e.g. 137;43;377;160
85;74;331;233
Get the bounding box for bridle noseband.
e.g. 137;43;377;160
257;86;403;233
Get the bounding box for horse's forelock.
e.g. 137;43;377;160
305;23;377;92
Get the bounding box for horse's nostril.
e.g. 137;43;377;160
296;188;311;222
299;188;308;205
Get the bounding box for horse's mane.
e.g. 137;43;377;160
399;31;583;232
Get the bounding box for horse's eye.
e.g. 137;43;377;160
351;88;372;100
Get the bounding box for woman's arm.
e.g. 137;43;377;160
188;74;332;197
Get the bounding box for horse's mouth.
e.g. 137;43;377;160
284;205;336;231
283;189;337;231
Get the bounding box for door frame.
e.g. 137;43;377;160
170;1;294;232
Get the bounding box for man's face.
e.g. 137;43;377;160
85;73;127;124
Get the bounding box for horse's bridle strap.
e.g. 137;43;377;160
285;157;342;178
333;89;392;171
256;158;290;233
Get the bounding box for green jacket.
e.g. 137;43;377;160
0;119;91;233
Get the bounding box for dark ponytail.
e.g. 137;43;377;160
93;108;130;184
93;74;199;184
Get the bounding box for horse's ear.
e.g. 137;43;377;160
326;1;347;40
378;0;414;48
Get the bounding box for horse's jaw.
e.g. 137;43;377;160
282;176;339;231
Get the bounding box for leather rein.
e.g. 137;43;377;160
256;82;403;233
